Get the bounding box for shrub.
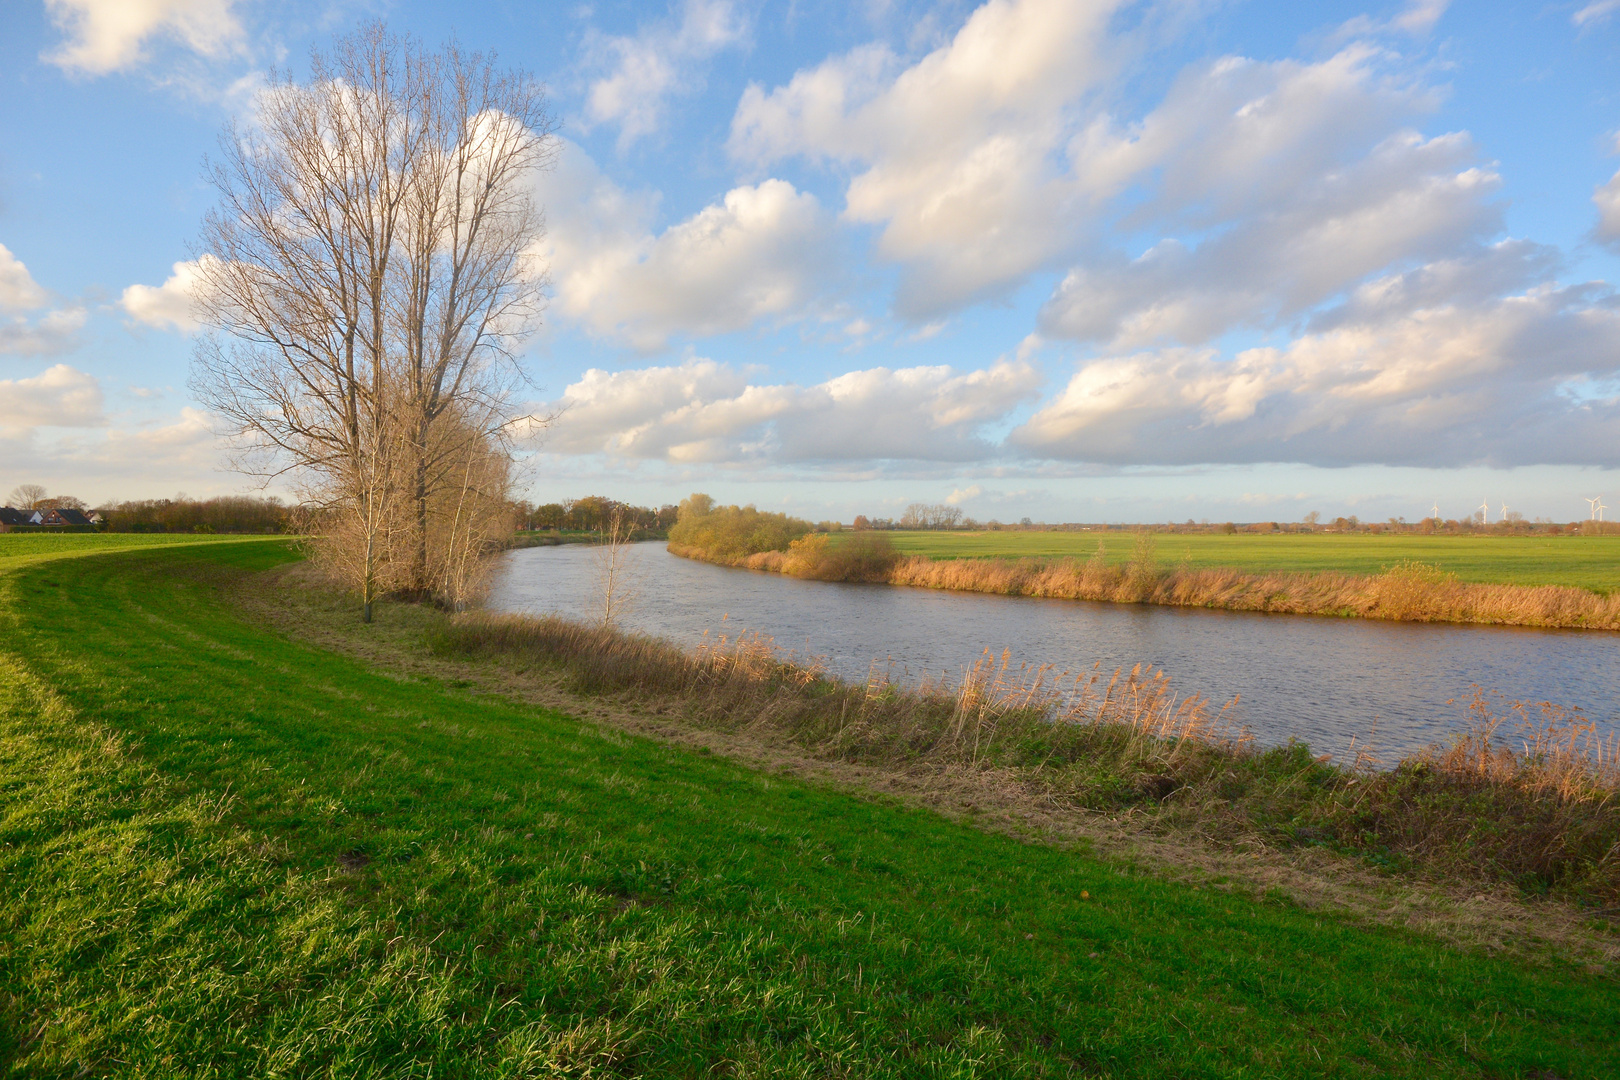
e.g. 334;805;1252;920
667;493;813;563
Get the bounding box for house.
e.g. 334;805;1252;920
28;507;93;526
0;507;26;532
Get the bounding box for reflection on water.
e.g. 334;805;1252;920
485;542;1620;761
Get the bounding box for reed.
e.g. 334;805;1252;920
431;611;1620;904
680;541;1620;629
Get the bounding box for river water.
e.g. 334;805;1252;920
486;542;1620;761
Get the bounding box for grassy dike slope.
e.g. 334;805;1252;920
1;542;1615;1077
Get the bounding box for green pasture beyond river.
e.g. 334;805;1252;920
869;530;1620;592
0;535;1616;1076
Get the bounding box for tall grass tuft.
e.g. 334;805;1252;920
432;612;1620;904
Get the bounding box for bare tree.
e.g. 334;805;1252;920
7;484;47;510
189;24;555;620
593;506;638;627
393;46;557;593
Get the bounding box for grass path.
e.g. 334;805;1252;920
876;531;1620;592
1;541;1616;1076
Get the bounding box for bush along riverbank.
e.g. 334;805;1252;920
671;510;1620;629
430;607;1620;911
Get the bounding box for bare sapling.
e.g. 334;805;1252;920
594;506;638;627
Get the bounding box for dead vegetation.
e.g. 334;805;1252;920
682;531;1620;630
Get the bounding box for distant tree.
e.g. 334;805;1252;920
1302;511;1320;526
8;484;47;510
852;515;871;531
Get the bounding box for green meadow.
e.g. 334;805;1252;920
0;531;273;570
875;530;1620;592
1;537;1616;1076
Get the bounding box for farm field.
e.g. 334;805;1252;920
874;530;1620;592
2;541;1618;1075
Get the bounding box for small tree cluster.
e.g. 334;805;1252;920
897;502;966;530
666;493;813;561
190;25;557;619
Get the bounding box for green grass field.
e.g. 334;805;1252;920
0;531;274;570
2;539;1616;1076
873;530;1620;592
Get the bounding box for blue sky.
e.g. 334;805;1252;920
2;0;1619;524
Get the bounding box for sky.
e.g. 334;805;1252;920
2;0;1619;525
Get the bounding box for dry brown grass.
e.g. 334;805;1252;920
888;553;1620;629
675;532;1620;629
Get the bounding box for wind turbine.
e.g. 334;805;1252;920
1587;496;1604;521
1499;503;1509;523
1431;501;1440;520
1599;498;1609;523
1477;497;1489;524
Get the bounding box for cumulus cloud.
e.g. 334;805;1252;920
0;365;106;430
1015;280;1620;468
0;243;50;312
537;142;840;350
1596;161;1620;248
121;257;212;332
1042;130;1502;347
0;306;87;356
43;0;245;75
536;356;1042;464
581;0;749;146
1036;45;1496;347
729;0;1476;327
0;242;86;355
730;0;1122;317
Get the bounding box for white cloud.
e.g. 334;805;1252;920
1573;1;1620;28
0;243;50;312
0;365;106;430
1392;0;1450;33
537;142;840;350
43;0;245;75
729;2;1465;324
0;405;229;501
1336;0;1450;38
1042;131;1502;347
536;355;1042;464
103;406;216;455
729;0;1123;317
1015;280;1620;468
121;257;212;332
1596;165;1620;248
582;0;749;146
0;306;87;356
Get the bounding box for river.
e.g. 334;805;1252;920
486;542;1620;761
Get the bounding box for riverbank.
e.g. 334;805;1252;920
679;534;1620;630
4;540;1618;1074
